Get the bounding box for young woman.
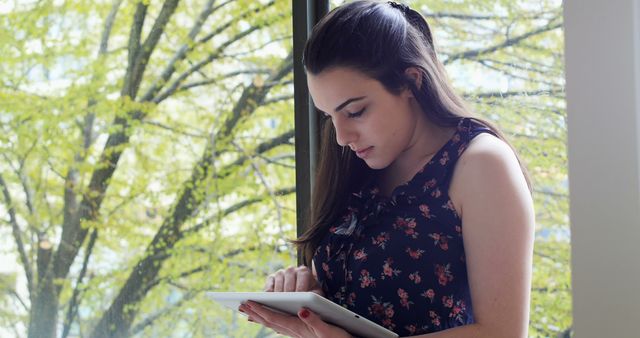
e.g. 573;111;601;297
239;1;535;337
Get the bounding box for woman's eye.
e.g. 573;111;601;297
347;108;365;118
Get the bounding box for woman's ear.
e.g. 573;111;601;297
404;67;423;92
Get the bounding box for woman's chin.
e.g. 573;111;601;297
362;158;389;170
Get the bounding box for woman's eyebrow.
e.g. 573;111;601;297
334;96;366;112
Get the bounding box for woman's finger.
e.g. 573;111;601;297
263;275;275;292
273;270;285;292
283;266;297;292
297;308;339;338
294;266;314;291
241;302;305;337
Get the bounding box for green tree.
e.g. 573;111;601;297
2;0;296;337
1;0;568;337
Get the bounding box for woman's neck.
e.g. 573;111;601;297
377;116;456;197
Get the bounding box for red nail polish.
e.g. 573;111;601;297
300;309;310;318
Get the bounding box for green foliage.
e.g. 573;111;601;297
1;0;568;337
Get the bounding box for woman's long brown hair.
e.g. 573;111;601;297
292;0;531;267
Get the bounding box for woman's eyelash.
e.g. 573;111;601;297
347;108;365;118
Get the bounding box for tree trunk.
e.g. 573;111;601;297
28;277;59;338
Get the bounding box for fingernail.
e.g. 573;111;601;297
248;318;255;322
299;309;310;319
238;307;245;313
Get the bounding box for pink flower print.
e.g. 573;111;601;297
423;178;437;192
381;257;401;279
346;292;357;306
353;248;367;261
346;269;353;282
431;188;442;198
405;325;417;335
419;204;433;219
409;271;422;284
435;264;454;286
385;306;395;318
369;296;396;330
429;233;451;251
429;310;441;327
322;262;333;279
421;289;435;303
393;217;419;239
372;232;391;249
455;225;462;234
397;288;413;309
359;269;376;288
329;226;337;233
382;318;395;330
452;133;461;143
442;295;454;308
406;247;425;260
370;303;385;317
442;199;457;214
450;299;467;323
439;151;450;165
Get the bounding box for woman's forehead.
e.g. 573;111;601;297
307;67;380;110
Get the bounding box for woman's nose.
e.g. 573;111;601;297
333;118;356;147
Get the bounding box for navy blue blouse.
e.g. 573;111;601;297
313;118;495;336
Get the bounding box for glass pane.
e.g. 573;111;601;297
0;0;295;336
327;1;569;337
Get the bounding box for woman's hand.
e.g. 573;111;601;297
239;301;352;338
263;265;324;296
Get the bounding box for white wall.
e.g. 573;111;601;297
564;1;640;337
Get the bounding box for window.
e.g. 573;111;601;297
0;0;296;336
1;0;576;337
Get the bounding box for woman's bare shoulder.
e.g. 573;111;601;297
449;132;528;216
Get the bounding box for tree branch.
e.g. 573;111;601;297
129;290;195;336
127;0;181;100
141;0;274;102
232;140;284;231
121;1;148;98
177;69;272;93
0;173;34;296
475;59;561;88
185;186;296;236
444;20;563;64
465;88;564;100
152;17;285;104
61;229;98;338
140;0;224;102
142;120;208;139
99;0;124;55
218;53;293;138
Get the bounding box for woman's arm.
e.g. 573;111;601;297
408;134;535;338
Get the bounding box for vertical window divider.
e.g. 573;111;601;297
292;0;329;265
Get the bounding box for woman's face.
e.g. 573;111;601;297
307;66;421;170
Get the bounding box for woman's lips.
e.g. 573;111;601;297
355;146;373;159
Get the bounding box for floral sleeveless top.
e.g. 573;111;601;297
312;118;495;336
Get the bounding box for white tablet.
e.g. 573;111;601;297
207;292;399;338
